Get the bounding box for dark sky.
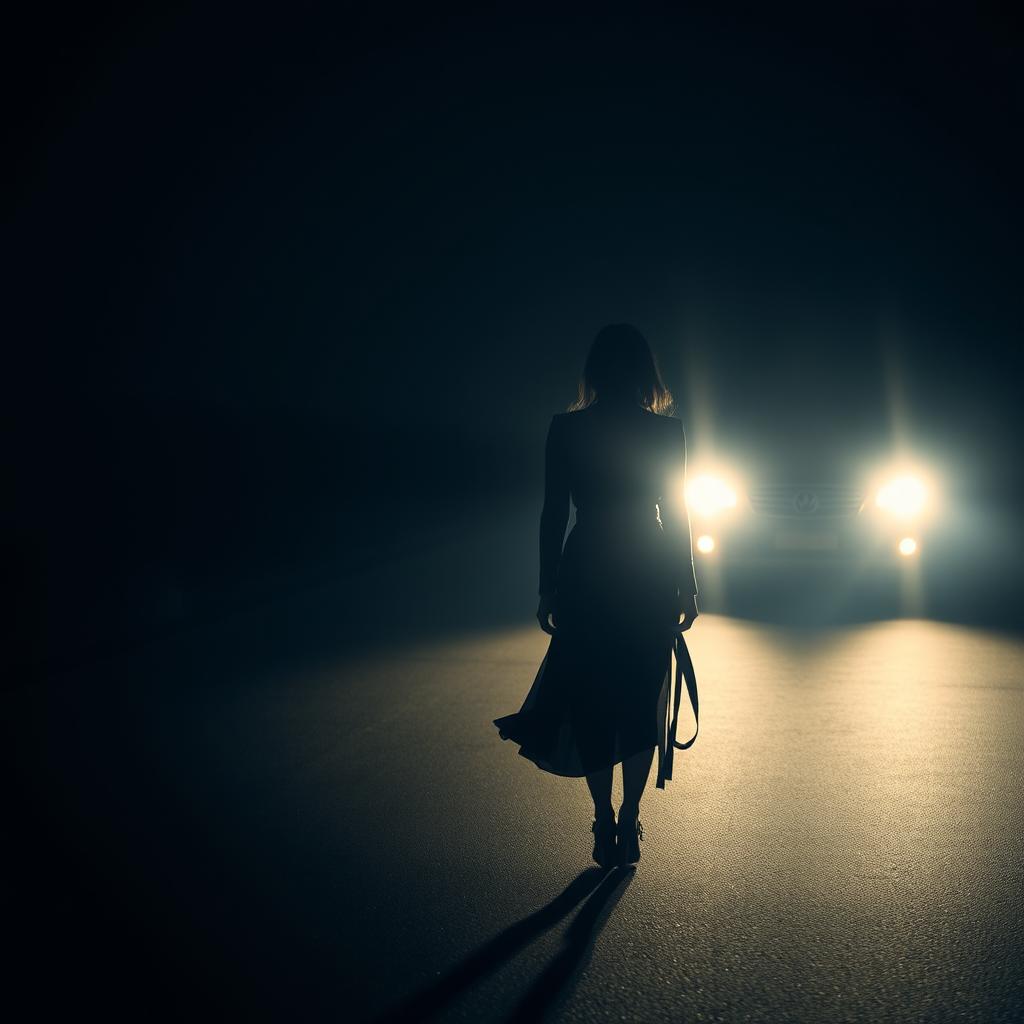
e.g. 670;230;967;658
9;4;1023;652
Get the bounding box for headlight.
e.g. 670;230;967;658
686;474;738;517
875;475;927;519
898;537;918;556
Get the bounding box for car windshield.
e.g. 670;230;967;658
694;359;895;488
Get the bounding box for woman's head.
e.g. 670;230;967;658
570;323;673;413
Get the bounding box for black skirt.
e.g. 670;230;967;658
494;518;698;787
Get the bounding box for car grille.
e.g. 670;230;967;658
747;484;866;519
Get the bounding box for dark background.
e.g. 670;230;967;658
9;3;1023;672
7;9;1024;1021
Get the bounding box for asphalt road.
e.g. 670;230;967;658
12;611;1024;1022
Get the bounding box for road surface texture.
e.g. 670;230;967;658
12;611;1024;1022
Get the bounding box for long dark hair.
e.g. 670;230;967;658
569;323;674;414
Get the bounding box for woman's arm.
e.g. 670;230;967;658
538;414;570;597
660;418;699;600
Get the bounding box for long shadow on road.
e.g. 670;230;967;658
376;865;634;1023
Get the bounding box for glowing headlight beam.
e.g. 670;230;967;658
876;475;927;519
686;475;738;517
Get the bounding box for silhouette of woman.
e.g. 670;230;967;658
494;324;699;867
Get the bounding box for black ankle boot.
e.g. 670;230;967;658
616;813;644;865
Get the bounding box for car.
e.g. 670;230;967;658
680;428;939;574
685;466;936;568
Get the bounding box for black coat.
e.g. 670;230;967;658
495;401;699;781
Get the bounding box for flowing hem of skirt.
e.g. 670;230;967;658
493;712;661;779
492;637;675;781
494;630;698;787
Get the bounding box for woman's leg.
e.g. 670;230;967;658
620;746;655;818
585;767;614;821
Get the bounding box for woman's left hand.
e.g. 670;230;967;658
537;593;558;635
675;594;699;632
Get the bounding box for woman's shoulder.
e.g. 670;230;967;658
650;413;687;447
554;407;681;423
552;407;682;428
552;407;591;425
545;411;575;440
650;411;683;429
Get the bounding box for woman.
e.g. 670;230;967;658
494;324;699;868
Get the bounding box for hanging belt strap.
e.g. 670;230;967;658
656;631;699;788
